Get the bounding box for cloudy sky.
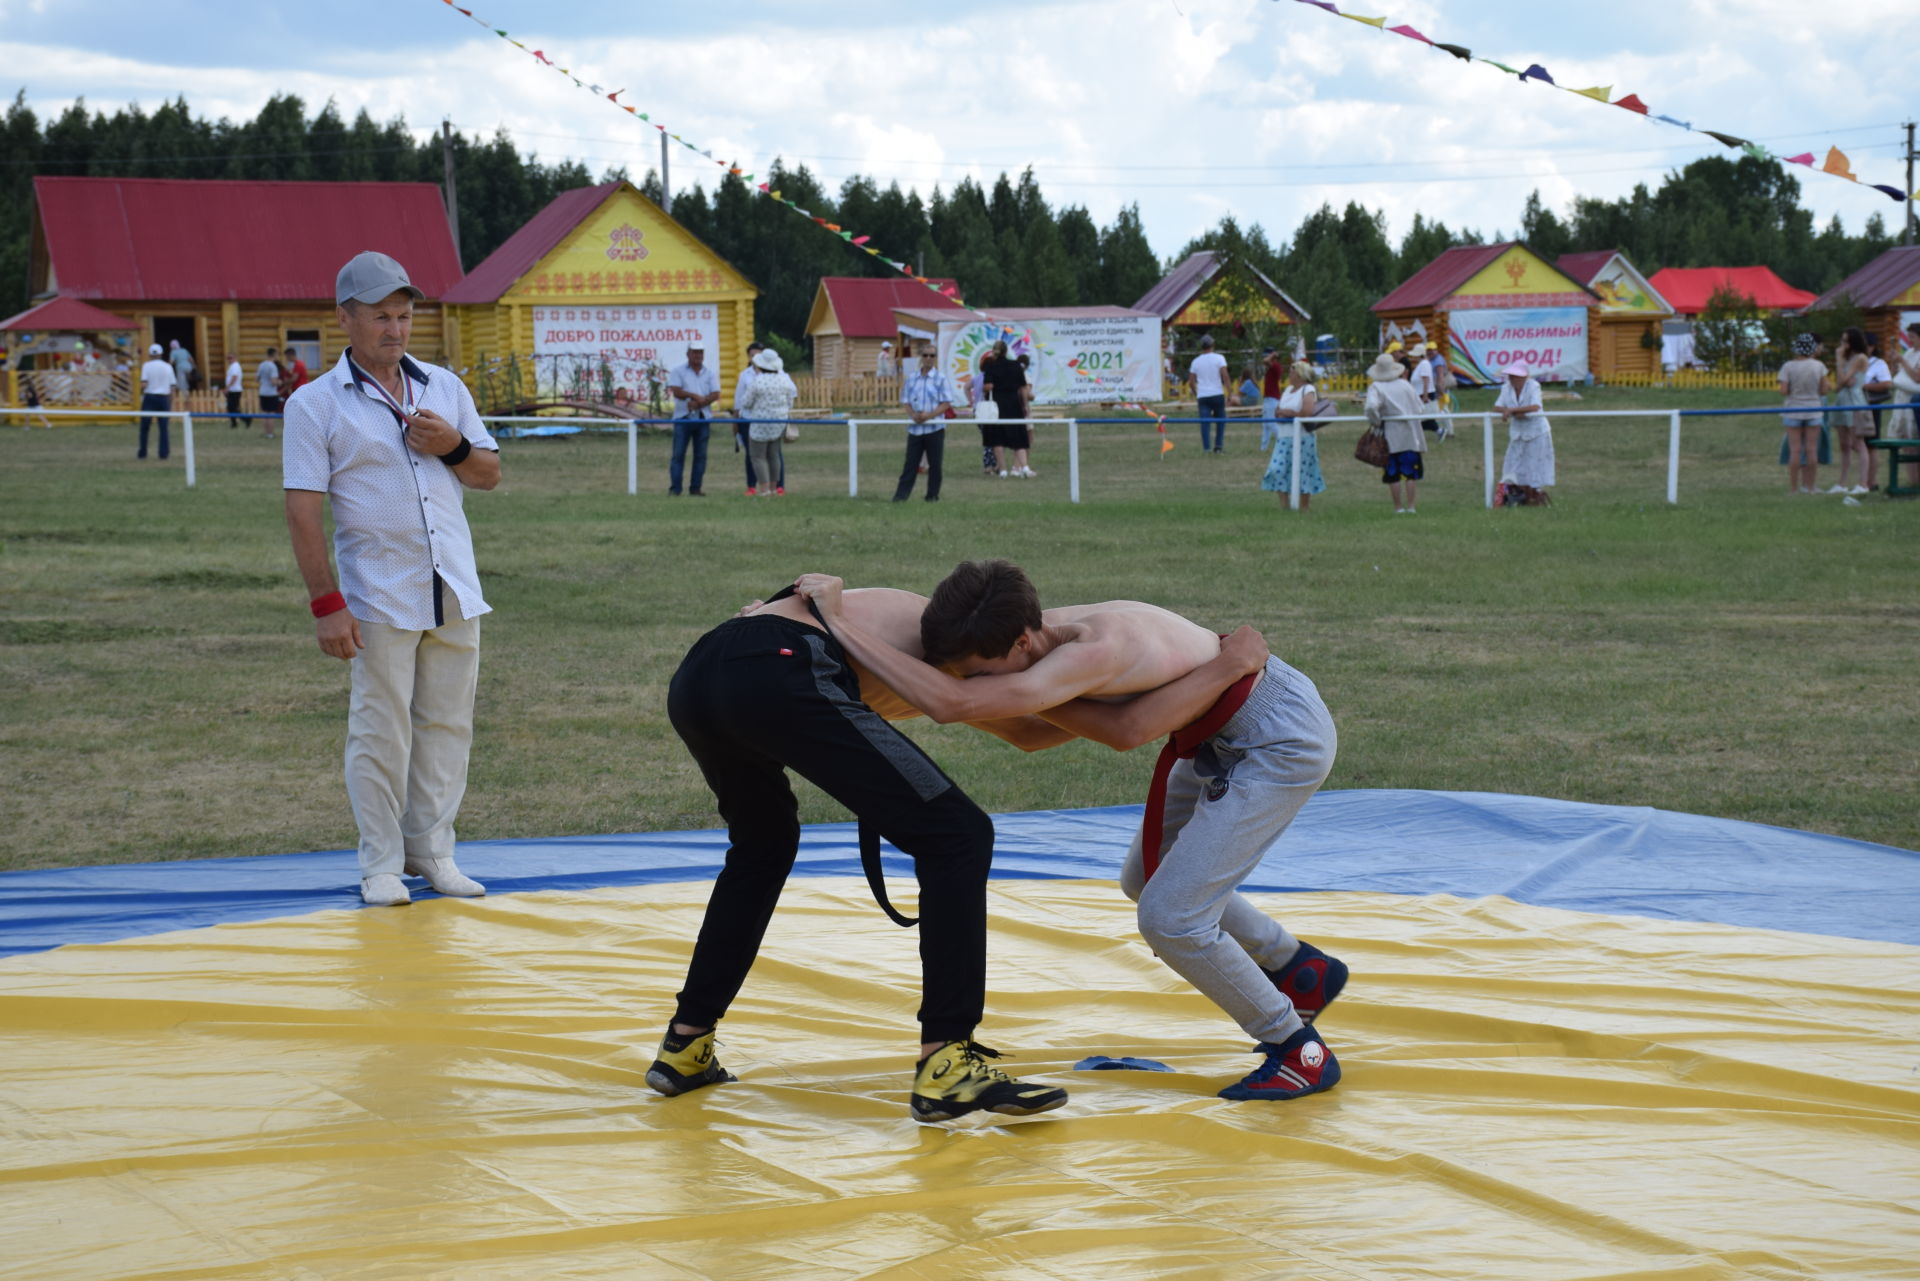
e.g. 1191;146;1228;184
8;0;1916;260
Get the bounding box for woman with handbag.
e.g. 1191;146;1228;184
1260;360;1328;511
1362;352;1426;514
740;348;798;496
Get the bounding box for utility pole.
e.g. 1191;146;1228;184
441;119;461;265
1896;121;1912;249
660;132;671;216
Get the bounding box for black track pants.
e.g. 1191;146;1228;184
665;613;993;1044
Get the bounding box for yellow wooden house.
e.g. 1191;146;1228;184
443;181;758;414
1374;242;1599;383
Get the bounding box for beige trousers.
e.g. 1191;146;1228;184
345;617;481;878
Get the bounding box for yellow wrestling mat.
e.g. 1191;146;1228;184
3;879;1917;1281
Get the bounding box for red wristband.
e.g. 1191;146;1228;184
310;591;346;618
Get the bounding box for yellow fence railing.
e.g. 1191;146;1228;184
1601;369;1782;391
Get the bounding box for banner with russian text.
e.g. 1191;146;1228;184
1446;307;1588;384
939;315;1162;406
532;304;720;405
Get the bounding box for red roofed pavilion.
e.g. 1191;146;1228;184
28;175;462;382
1645;266;1816;316
805;276;965;379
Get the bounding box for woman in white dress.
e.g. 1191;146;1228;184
1495;361;1555;505
1260;360;1327;511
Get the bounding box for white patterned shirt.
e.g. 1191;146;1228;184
901;368;956;436
282;351;498;631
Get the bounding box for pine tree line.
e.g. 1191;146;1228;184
4;92;1901;359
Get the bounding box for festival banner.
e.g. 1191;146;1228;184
1446;307;1588;384
938;315;1162;406
531;304;719;400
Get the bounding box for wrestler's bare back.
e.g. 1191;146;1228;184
1025;601;1236;703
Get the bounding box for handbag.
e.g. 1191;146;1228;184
782;422;800;443
1304;397;1337;430
1354;425;1391;468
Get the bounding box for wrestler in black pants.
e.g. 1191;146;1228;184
666;612;993;1045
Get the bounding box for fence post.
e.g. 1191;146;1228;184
1482;413;1495;508
1067;419;1080;503
626;420;637;496
182;413;195;490
847;419;859;497
1667;409;1681;505
1289;419;1302;507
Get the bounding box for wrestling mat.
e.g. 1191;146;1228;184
2;791;1916;1281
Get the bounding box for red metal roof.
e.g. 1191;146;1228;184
1806;245;1920;312
33;176;462;302
1374;242;1513;312
818;276;963;337
1554;250;1619;287
439;182;618;304
1646;266;1816;315
0;295;138;332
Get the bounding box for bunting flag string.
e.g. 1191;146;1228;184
433;0;965;306
1278;0;1919;203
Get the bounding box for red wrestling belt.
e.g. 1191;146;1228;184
1140;670;1257;882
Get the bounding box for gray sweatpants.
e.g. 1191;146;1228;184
1119;655;1337;1045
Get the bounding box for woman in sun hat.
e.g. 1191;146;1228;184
740;347;798;496
1494;360;1555;506
1363;351;1426;513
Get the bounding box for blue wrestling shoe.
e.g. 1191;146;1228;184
1264;940;1348;1024
1218;1024;1340;1102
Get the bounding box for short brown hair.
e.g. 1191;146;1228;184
921;559;1041;667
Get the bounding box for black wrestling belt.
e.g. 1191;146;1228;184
765;583;919;929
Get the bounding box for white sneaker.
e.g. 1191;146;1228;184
997;470;1008;478
1842;496;1863;507
361;874;411;906
1827;484;1848;494
1849;485;1869;495
403;860;487;897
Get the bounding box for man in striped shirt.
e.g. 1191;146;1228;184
893;345;954;503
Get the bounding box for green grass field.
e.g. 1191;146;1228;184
2;387;1916;872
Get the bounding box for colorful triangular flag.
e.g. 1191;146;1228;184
1520;64;1554;84
1822;147;1856;180
1569;84;1611;102
1613;93;1648;114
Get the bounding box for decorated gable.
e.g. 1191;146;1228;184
1445;247;1590;310
506;188;751;301
1587;256;1671;315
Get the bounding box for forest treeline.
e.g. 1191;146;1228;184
4;91;1904;356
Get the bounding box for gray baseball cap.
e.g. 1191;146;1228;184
335;251;424;305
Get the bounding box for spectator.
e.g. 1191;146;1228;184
1494;361;1555;506
1237;365;1260;409
1014;352;1038;474
224;353;246;428
20;372;52;429
876;340;898;379
1889;325;1920;490
256;347;282;438
894;344;954;502
667;342;721;496
1407;341;1437;422
1257;347;1285;450
137;342;177;460
1778;333;1829;496
981;340;1032;477
972;349;1000;475
279;346;310;402
1188;334;1229;454
739;348;797;496
1429;344;1454;415
1828;327;1871;498
1261;359;1326;512
1863;337;1893;492
1363;351;1426;514
733;341;770;495
167;339;196;393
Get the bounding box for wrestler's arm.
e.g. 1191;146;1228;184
797;575;1119;723
1037;625;1269;751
